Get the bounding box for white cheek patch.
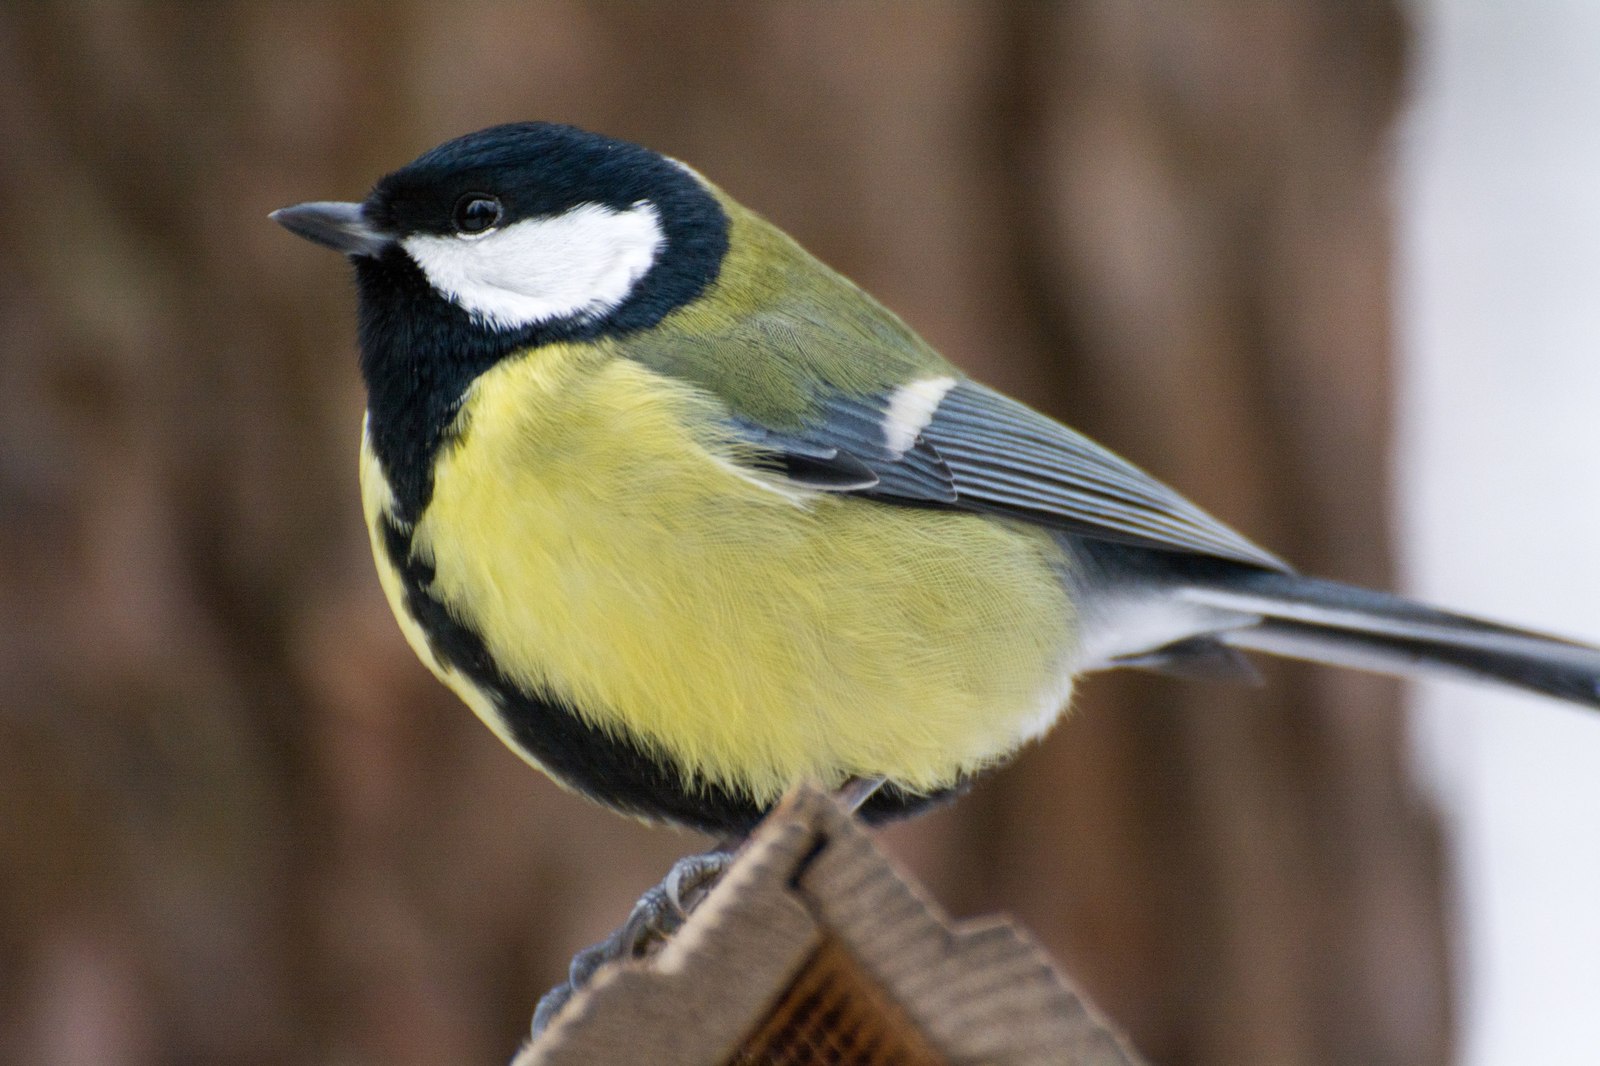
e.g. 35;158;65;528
882;376;957;457
402;201;664;331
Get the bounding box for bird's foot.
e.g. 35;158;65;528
530;848;734;1037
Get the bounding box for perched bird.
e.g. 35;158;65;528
274;121;1600;839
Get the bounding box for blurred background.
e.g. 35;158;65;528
1;3;1595;1065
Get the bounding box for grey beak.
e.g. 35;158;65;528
270;201;393;257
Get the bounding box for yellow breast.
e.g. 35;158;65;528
361;343;1078;806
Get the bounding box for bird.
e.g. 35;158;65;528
272;121;1600;843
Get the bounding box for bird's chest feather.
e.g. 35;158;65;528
361;344;1077;802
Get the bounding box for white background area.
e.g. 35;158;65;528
1399;2;1600;1062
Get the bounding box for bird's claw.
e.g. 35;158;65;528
663;850;732;917
530;848;734;1037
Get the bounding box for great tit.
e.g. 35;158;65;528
273;121;1600;837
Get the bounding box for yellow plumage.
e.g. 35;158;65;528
362;342;1077;807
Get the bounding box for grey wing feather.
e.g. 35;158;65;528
729;380;1284;571
729;419;881;490
730;402;958;502
921;384;1286;569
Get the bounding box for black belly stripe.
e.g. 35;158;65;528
379;517;961;835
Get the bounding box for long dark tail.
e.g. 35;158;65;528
1182;569;1600;709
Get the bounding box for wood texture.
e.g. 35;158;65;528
732;936;949;1066
521;788;1140;1066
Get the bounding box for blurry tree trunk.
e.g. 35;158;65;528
964;7;1449;1066
0;3;1444;1066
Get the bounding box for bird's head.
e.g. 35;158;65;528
272;122;730;342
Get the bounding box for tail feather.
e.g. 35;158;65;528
1181;571;1600;709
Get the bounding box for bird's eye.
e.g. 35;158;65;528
452;194;503;235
